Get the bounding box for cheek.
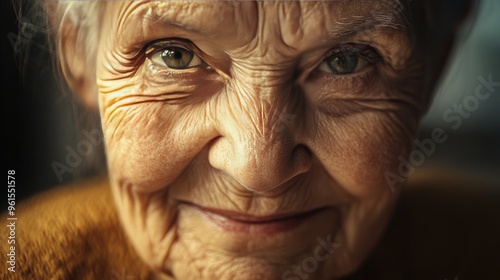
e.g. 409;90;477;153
101;101;214;191
313;108;417;197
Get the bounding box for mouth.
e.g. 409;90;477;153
183;202;330;235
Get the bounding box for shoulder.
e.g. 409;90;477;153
1;177;153;279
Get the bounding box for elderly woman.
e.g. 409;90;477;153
4;0;499;279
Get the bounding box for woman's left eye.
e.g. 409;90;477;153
149;45;203;70
318;45;379;75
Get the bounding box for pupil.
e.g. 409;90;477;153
159;47;194;69
329;54;358;74
167;50;182;60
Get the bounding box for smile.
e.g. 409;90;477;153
184;203;332;235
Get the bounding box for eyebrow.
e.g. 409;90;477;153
139;1;239;36
327;12;407;43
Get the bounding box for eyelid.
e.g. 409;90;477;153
145;38;198;56
324;44;382;63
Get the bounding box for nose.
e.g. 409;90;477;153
208;74;312;192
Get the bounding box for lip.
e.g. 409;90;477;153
184;203;329;234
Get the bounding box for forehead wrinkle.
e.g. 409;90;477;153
109;0;409;64
140;1;250;37
241;1;339;59
250;1;407;57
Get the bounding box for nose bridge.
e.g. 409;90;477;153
229;64;296;146
209;64;310;192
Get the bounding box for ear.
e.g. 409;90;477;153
51;2;101;109
59;29;99;108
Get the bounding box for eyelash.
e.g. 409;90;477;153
328;44;381;62
146;39;192;56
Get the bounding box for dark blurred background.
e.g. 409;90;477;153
3;0;104;206
3;0;499;207
418;0;500;184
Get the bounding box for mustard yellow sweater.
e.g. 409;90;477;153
1;173;499;279
1;178;153;280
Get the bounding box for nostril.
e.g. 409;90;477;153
208;133;313;192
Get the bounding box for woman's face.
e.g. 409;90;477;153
96;1;423;279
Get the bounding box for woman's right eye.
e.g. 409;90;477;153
149;45;203;70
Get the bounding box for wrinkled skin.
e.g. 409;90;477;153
95;1;424;279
